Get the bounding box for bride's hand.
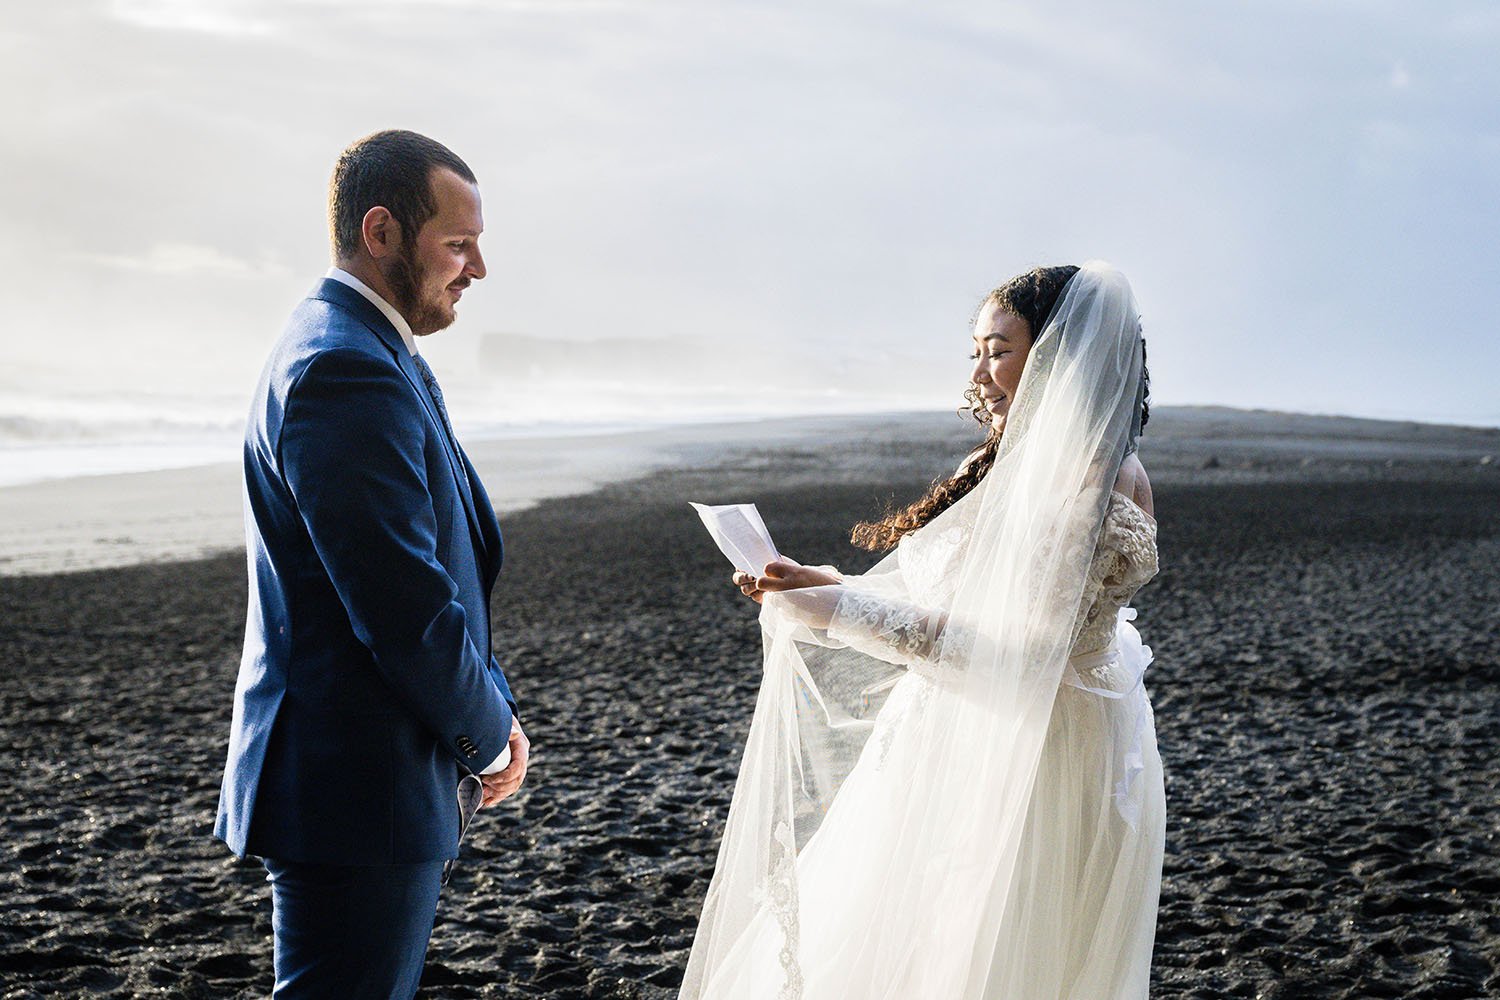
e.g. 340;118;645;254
732;558;841;604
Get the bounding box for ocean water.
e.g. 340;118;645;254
0;417;678;488
0;326;973;488
0;382;946;488
0;438;243;488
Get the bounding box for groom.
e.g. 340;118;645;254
215;130;530;999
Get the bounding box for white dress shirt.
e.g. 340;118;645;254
323;267;512;775
325;267;418;357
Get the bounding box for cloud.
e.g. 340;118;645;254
108;0;274;36
107;0;627;37
73;242;290;278
4;0;1498;425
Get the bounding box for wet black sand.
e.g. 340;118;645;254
2;436;1499;998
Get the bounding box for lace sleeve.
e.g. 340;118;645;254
825;587;948;668
761;559;952;671
799;498;1154;673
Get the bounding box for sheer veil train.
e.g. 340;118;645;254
681;262;1157;999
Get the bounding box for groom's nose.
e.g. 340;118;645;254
465;246;487;281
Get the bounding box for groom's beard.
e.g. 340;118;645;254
385;245;455;336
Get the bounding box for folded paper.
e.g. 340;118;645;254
690;502;780;577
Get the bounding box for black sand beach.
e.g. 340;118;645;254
2;413;1499;998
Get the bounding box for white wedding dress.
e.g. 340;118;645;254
682;262;1162;1000
690;490;1163;999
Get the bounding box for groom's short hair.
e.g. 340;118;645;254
329;130;477;260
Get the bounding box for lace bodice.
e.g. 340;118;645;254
1069;492;1158;655
822;491;1158;669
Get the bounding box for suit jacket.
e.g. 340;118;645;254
215;278;517;865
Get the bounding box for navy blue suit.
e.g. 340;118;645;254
215;278;517;996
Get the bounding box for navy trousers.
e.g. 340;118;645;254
263;858;446;999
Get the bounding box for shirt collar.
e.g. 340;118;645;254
325;267;417;356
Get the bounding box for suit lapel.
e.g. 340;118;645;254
462;448;505;589
414;370;488;560
312;279;490;561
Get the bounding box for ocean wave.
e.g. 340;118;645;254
0;413;243;446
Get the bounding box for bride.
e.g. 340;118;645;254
680;262;1163;999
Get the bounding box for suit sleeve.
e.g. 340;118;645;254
280;347;513;771
488;654;518;719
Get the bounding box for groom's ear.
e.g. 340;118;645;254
360;205;400;260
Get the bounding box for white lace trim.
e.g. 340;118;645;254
756;820;803;1000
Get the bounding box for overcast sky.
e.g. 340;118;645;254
3;0;1497;430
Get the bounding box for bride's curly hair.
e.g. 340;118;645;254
851;265;1151;552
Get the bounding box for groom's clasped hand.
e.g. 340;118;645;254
479;719;530;808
